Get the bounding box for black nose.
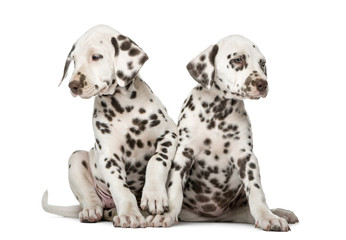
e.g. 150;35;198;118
69;80;81;94
256;79;268;93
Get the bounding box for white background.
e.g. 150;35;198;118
1;0;345;239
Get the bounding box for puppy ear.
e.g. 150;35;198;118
58;44;75;87
111;35;148;87
186;44;219;89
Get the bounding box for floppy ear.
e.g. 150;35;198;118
58;44;75;87
186;44;219;89
111;35;148;87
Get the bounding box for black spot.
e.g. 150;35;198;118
207;120;215;129
150;119;160;127
126;151;132;157
125;106;134;112
130;91;137;99
172;162;181;171
126;133;136;149
202;102;208;108
196;63;206;74
150;114;158;120
95;121;110;134
196;194;210;203
109;109;116;117
237;154;251;179
105;159;117;169
149;114;160;127
111;37;119;56
117;35;126;41
101;101;107;108
201;203;217;212
116;70;124;79
209;45;219;66
159;153;168;160
127;61;133;70
82;160;88;170
248;170;254;181
139;108;146;114
204;138;211;145
137;139;144;148
144;154;151;161
139;55;149;65
129;48;140;56
96;139;102;150
120;41;131;51
161;141;172;147
249;163;256;169
111;97;124;114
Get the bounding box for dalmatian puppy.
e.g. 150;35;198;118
42;25;177;228
148;35;299;231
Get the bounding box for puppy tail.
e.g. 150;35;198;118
42;190;81;218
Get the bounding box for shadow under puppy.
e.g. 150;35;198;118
42;25;177;228
148;35;299;231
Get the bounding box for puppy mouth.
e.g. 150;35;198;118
69;86;102;99
246;91;268;99
98;86;108;94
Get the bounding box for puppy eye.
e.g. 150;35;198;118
234;58;243;63
92;54;103;61
260;60;266;67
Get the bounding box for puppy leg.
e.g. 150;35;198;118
68;150;103;223
141;130;178;215
178;206;254;223
148;146;195;227
178;205;296;226
96;150;146;228
232;148;291;231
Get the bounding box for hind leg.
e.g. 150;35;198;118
68;150;103;222
179;206;298;229
271;208;299;224
178;206;254;223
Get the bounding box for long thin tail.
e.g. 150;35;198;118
42;190;81;218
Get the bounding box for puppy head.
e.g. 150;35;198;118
59;25;148;99
187;35;268;100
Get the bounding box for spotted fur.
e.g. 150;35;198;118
148;35;298;231
42;25;178;228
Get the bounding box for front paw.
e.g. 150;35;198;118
255;213;290;231
140;186;168;215
113;214;147;228
146;213;178;227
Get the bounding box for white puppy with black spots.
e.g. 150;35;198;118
42;25;177;228
149;35;299;231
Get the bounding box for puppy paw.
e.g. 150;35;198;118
79;206;103;223
113;214;147;228
271;208;299;224
255;214;290;231
146;213;178;227
140;186;168;215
